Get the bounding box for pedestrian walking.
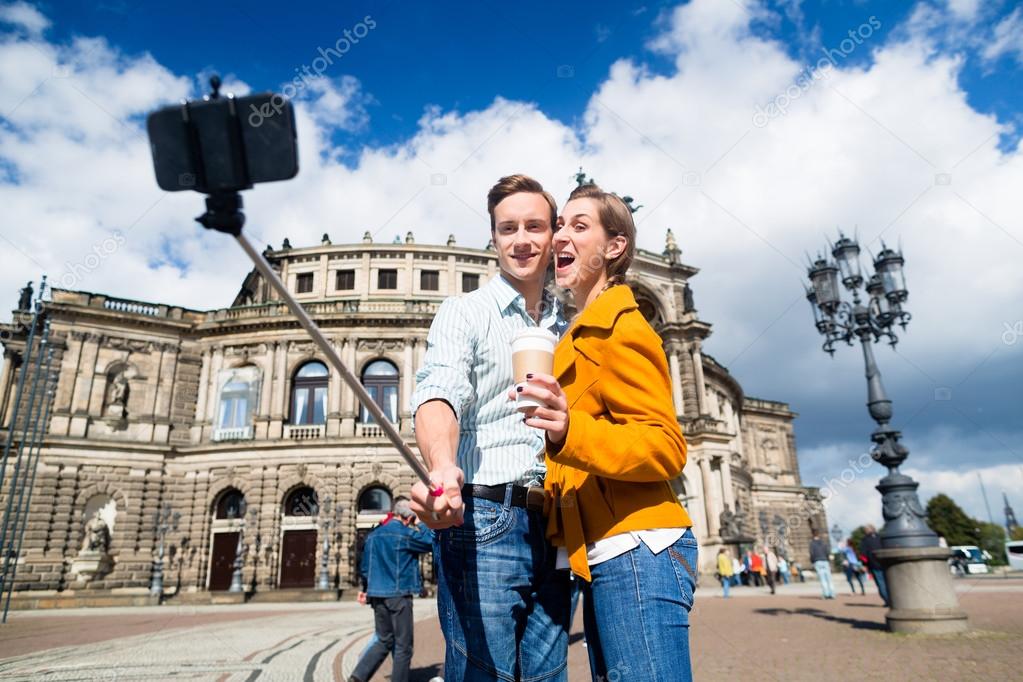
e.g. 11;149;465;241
717;548;734;598
809;531;835;599
858;524;890;606
763;546;778;595
841;540;867;595
350;498;434;682
777;556;790;585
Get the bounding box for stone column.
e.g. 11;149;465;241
690;342;707;416
269;341;287;439
326;338;342;437
718;454;735;510
0;349;14;428
667;344;685;419
699;457;720;537
341;338;357;437
192;347;211;443
203;346;225;440
69;334;100;437
401;338;414;435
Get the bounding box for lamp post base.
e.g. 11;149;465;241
875;546;968;634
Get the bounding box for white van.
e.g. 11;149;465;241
949;545;989;575
1006;540;1023;572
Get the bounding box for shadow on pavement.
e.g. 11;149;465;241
753;607;888;632
410;663;442;681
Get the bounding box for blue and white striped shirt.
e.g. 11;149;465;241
411;274;567;486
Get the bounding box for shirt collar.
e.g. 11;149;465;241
489;274;561;323
570;284;637;334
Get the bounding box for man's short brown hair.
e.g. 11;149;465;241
486;174;558;231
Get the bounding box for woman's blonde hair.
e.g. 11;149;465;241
566;183;636;289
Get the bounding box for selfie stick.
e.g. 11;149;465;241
195;194;441;497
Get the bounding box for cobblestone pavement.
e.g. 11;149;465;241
1;577;1020;681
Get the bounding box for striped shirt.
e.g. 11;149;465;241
411;274;567;486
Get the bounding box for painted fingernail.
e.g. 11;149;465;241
516;386;523;392
526;373;534;379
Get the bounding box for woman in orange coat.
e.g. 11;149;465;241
516;183;698;682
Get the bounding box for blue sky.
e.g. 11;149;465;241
1;0;1022;533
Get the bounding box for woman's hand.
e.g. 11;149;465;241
507;373;569;444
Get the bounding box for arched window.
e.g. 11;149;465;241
357;486;392;513
291;361;328;425
215;489;246;519
284;486;319;517
215;366;260;436
360;360;399;424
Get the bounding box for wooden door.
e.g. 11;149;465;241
209;532;239;591
280;529;317;588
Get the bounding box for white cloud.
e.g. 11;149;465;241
0;1;48;38
982;7;1023;64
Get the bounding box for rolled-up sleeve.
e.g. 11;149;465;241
411;297;476;423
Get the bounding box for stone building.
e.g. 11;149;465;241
0;231;825;598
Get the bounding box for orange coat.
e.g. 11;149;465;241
544;285;691;581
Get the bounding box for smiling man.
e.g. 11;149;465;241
409;175;572;681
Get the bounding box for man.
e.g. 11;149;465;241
409;175;571;681
809;530;835;599
859;524;890;606
350;498;434;682
717;548;734;598
763;545;778;595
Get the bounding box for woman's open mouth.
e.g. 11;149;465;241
555;254;576;271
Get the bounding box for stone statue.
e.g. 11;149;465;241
720;507;740;539
18;282;32;311
84;514;110;553
321;233;331;245
405;231;415;244
621;195;643;214
665;229;678;253
574;167;593;187
362;231;372;243
447;234;456;247
683;283;695;312
106;371;130;417
281;238;292;250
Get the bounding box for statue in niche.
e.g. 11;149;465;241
84;513;111;553
18;282;33;310
105;369;131;418
683;283;695;312
719;506;740;539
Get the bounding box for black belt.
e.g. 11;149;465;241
462;484;546;513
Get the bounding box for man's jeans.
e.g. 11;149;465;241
582;529;699;682
814;560;835;598
871;568;890;606
351;595;413;682
435;489;572;681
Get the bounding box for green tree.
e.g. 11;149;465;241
849;525;867;551
926;494;979;546
977;522;1007;565
1011;526;1023;542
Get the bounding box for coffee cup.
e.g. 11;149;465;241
512;328;557;413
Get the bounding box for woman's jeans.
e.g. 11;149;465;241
435;490;573;681
581;528;699;682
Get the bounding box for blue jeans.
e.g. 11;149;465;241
581;529;698;682
435;489;573;681
814;560;835;598
720;575;731;597
871;568;890;606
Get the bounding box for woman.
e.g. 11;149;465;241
841;540;866;595
516;183;697;682
717;548;734;598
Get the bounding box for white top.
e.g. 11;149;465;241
556;527;687;570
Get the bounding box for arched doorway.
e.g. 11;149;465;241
208;488;244;591
352;485;392;586
279;486;319;589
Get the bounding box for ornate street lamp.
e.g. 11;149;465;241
805;232;967;633
149;505;180;597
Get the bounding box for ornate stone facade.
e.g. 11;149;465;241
0;236;825;596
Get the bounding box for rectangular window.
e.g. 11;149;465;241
462;273;480;293
378;269;398;290
295;272;314;294
420;270;439;291
335;269;355;290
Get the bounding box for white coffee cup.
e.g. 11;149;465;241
512;328;557;413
